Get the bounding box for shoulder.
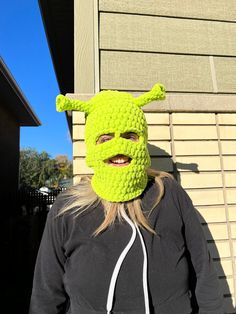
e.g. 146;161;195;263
47;191;69;219
45;191;74;239
143;175;184;211
162;176;186;197
162;176;196;219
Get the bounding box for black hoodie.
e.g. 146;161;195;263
29;178;224;314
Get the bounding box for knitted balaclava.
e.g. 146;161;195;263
56;83;165;202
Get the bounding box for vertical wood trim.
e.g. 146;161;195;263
169;113;178;180
74;0;96;93
216;113;236;302
209;56;218;93
93;0;100;93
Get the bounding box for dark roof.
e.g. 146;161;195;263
38;0;74;95
0;58;41;126
38;0;74;133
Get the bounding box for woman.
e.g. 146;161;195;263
29;84;223;314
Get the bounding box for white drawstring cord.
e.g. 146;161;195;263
106;209;150;314
135;224;150;314
106;210;137;314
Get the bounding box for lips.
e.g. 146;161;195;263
106;154;131;167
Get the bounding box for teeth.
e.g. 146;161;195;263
113;158;127;164
110;155;130;164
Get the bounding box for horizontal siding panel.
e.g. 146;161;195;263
231;224;236;238
203;224;228;240
148;125;170;140
218;113;236;125
172;113;216;125
187;189;224;206
176;156;221;171
228;206;236;221
99;0;236;22
73;141;86;156
219;126;236;139
100;51;213;92
221;141;236;155
208;241;230;258
223;157;236;170
215;57;236;93
173;125;218;140
225;172;236;188
145;113;169;125
175;141;219;156
148;141;171;156
196;206;226;223
72;112;85;124
100;13;236;56
227;188;236;204
180;172;222;189
73;125;85;140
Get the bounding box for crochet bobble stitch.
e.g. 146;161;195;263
56;84;165;202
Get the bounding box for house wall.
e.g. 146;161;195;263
73;1;236;311
0;104;20;205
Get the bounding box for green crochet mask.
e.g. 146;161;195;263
56;84;165;202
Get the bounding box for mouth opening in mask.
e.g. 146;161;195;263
106;154;132;167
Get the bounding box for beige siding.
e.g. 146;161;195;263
218;113;236;125
196;206;226;223
175;141;219;156
74;0;98;93
99;0;236;22
172;113;216;125
100;51;213;92
100;13;236;56
173;125;218;140
176;156;221;171
215;57;236;93
221;141;236;155
180;172;222;188
145;113;169;124
229;207;236;221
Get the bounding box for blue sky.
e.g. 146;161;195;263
0;0;72;160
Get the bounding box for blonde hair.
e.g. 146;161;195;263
58;168;172;235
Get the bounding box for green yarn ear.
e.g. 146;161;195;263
56;94;90;114
134;83;166;108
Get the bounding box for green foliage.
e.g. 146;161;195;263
19;148;73;188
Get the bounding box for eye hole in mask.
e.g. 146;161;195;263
96;132;139;145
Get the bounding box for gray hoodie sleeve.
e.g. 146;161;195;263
29;199;69;314
170;179;224;314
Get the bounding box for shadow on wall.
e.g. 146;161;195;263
148;143;199;182
148;143;234;314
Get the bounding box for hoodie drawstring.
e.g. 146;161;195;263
136;223;150;314
106;210;150;314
